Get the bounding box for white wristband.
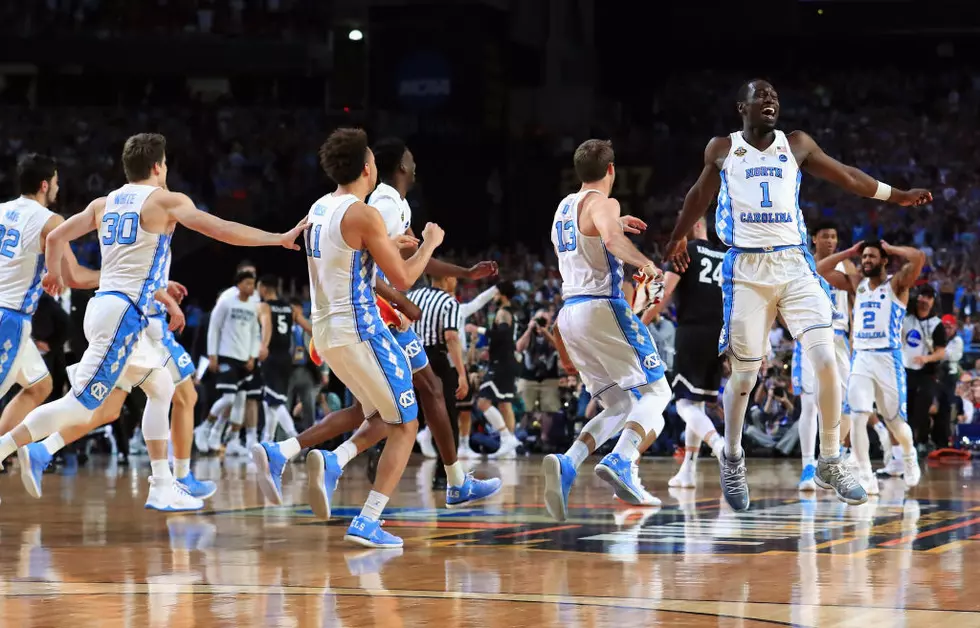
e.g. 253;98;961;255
873;181;892;201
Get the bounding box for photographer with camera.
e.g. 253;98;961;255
516;309;561;450
746;362;794;450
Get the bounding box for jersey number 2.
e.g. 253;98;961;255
554;220;576;253
862;311;875;330
759;182;773;208
698;257;722;287
0;225;20;259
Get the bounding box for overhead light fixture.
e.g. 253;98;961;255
348;29;364;41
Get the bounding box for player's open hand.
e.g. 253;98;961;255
167;302;186;334
280;218;309;250
393;234;420;253
421;222;445;248
167;280;188;304
41;271;64;297
665;237;689;272
467;261;498;280
619;215;648;235
845;240;865;258
893;188;933;207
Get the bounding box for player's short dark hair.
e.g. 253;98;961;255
235;270;256;284
862;240;887;261
373;137;407;181
573;139;614;183
122;133;166;182
319;128;369;185
236;259;255;272
497;281;516;300
258;274;278;289
736;78;768;103
16;153;57;195
811;220;838;236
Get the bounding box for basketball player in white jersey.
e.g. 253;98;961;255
792;221;854;491
818;240;925;491
666;79;931;510
283;127;444;548
0;154;100;446
542;139;673;521
0;132;306;510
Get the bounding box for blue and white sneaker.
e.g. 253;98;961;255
798;464;817;492
594;453;644;505
344;515;403;548
145;477;204;511
306;449;343;520
18;444;52;499
446;474;502;509
543;454;577;521
251;442;287;505
176;471;217;500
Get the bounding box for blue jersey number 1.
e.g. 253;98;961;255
759;182;773;208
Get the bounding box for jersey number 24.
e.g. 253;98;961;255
699;257;722;287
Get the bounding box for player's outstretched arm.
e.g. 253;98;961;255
166;192;306;249
666;137;728;271
42;198;102;295
792;132;932;207
402;227;497;279
642;271;681;324
348;203;444;291
816;240;863;294
592;197;656;274
375;278;422;321
884;241;927;296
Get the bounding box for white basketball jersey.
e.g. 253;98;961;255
716;130;806;249
0;197;55;315
98;184;171;314
831;260;850;333
307;192;383;348
853;276;905;351
553;189;624;300
368;182;412;286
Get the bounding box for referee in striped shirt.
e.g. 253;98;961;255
408;276;468;487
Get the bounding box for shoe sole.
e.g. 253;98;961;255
306;451;331;520
813;475;868;505
445;481;503;510
343;534;403;549
145;501;204;512
250;444;283;506
593;463;642;506
542;455;568;521
18;448;42;499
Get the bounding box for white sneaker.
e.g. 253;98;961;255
844;451;861;474
858;469;880;495
416;427;437;459
614;462;661;507
668;462;696;489
145;477;204;512
194;423;211;454
903;452;921;488
225;439;249;457
207;426;225;452
876;457;905;478
457;444;480;460
489;435;519;460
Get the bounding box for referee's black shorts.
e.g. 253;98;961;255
672;324;723;402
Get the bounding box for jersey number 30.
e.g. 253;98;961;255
699;257;722;287
0;225;21;259
554;220;576;253
102;212;139;246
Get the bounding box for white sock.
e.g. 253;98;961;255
174;458;191;479
851;412;871;471
279;437;301;460
611;428;643;461
483;405;507;432
798;393;818;466
43;432;66;456
0;433;16;462
246;427;258;444
566;440;590;469
445;461;466;486
360;490;389;522
610;384;669;462
334;440;358;469
151;459;173;480
275;405;298;438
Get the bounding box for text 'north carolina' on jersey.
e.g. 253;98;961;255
0;197;55;315
853;276;905;351
831;260;850;334
98;184;170;314
368;182;412;286
306;192;383;349
716;131;806;249
552;189;624;300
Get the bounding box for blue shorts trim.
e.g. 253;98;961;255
0;308;28;390
391;327;428;373
719;250;739;356
606;297;665;386
893;348;908;421
153;315;195;382
366;330;418;423
792;340;804;395
76;294;147;410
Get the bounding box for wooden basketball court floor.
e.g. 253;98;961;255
1;455;979;627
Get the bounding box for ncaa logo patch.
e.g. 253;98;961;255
906;329;922;348
90;382;110;401
404;340;423;358
399;390;416;408
643;354;661;370
778;154;788;162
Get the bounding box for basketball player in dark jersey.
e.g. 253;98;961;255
257;275;306;441
643;217;726;489
477;281;522;458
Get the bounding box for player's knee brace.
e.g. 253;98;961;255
209;394;233;419
140;370;176;442
625;378;671;436
580;387;633;446
675;399;706;424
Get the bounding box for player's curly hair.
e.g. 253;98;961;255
319;128;369;185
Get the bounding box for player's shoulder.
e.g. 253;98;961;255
785;129;816;147
706;135;732;154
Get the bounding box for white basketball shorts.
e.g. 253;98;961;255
846;348;907;421
792;331;852;405
0;308;49;397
